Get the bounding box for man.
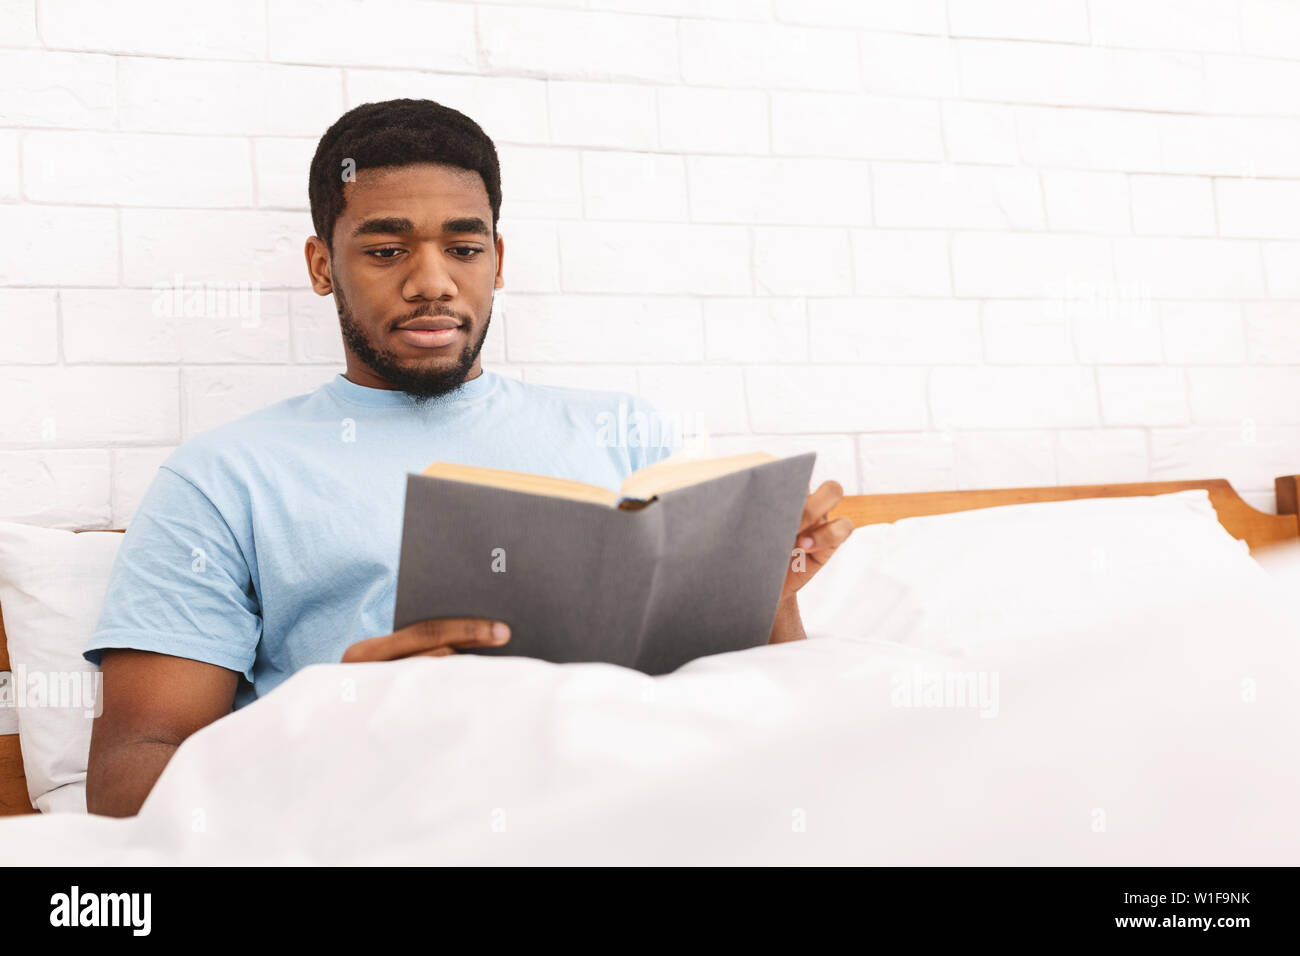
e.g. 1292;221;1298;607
83;99;854;817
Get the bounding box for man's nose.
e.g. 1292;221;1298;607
401;246;458;301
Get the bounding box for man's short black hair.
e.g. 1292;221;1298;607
308;98;502;249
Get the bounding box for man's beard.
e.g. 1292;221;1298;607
335;287;491;401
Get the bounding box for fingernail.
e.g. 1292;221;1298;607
799;536;814;549
492;622;510;642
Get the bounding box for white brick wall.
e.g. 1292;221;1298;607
2;0;1299;529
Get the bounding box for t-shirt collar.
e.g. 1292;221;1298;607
325;369;499;408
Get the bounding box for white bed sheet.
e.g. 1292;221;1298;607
2;544;1297;866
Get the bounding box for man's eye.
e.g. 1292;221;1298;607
366;248;404;259
451;247;482;258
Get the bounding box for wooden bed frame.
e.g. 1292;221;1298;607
3;473;1298;817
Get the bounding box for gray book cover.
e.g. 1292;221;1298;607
393;452;817;674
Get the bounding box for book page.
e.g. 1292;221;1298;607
422;461;620;507
619;451;776;503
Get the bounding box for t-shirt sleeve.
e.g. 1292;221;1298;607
84;465;261;678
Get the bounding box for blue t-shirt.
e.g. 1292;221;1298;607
85;370;680;709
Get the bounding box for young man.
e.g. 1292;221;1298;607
83;99;854;817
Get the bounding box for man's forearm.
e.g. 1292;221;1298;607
85;738;179;817
768;594;807;644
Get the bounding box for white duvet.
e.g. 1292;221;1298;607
3;540;1298;865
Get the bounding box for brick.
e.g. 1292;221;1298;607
583;151;688;222
930;367;1099;429
111;446;177;527
1069;282;1163;363
1017;106;1163;172
496;219;561;293
0;368;179;444
41;0;265;59
0;450;110;529
1088;0;1241;52
1040;170;1129;234
1242;0;1300;58
522;366;638;394
0;129;18;200
268;0;475;70
0;0;38;46
687;156;870;225
942;101;1019;165
681;19;858;91
1129;175;1216;236
959;40;1204;113
1245;302;1300;363
953;430;1057;489
856;432;957;493
23;131;252;207
704;298;808;363
0;206;118;286
949;0;1090;42
1158;115;1300;178
0;289;58;363
1217;179;1300;240
873;163;1043;230
548;81;658;150
981;300;1074;364
119;58;343;137
1055;429;1149;484
181;366;336;438
859;32;958;98
1264;242;1300;297
754;226;853;296
637;365;749;435
1098;367;1188;426
1187;367;1300;424
1206;55;1300;118
121;209;314;289
850;230;951;297
773;0;947;34
499;145;582;220
1113;238;1267;299
557;222;749;295
345;71;549;144
808;299;981;364
0;50;114;129
289;291;346;364
772;92;944;161
1150;424;1300;490
657;86;769;155
482;6;677;83
506;295;703;363
1160;302;1247;365
61;289;180;363
747;366;928;432
952;232;1113;299
708;433;859;493
254;138;316;209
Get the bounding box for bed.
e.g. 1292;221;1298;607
1;473;1298;864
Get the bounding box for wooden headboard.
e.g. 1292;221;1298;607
3;474;1298;816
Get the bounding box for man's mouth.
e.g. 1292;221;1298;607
392;317;463;349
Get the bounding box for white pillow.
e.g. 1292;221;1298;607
0;521;122;813
800;489;1272;657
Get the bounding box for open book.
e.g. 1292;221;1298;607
393;450;816;674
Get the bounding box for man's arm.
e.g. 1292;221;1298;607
768;594;807;644
86;649;239;817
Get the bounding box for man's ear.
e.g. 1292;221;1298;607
305;236;333;295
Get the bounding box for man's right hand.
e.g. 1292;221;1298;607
340;618;511;662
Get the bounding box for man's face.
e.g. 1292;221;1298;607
307;162;505;398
